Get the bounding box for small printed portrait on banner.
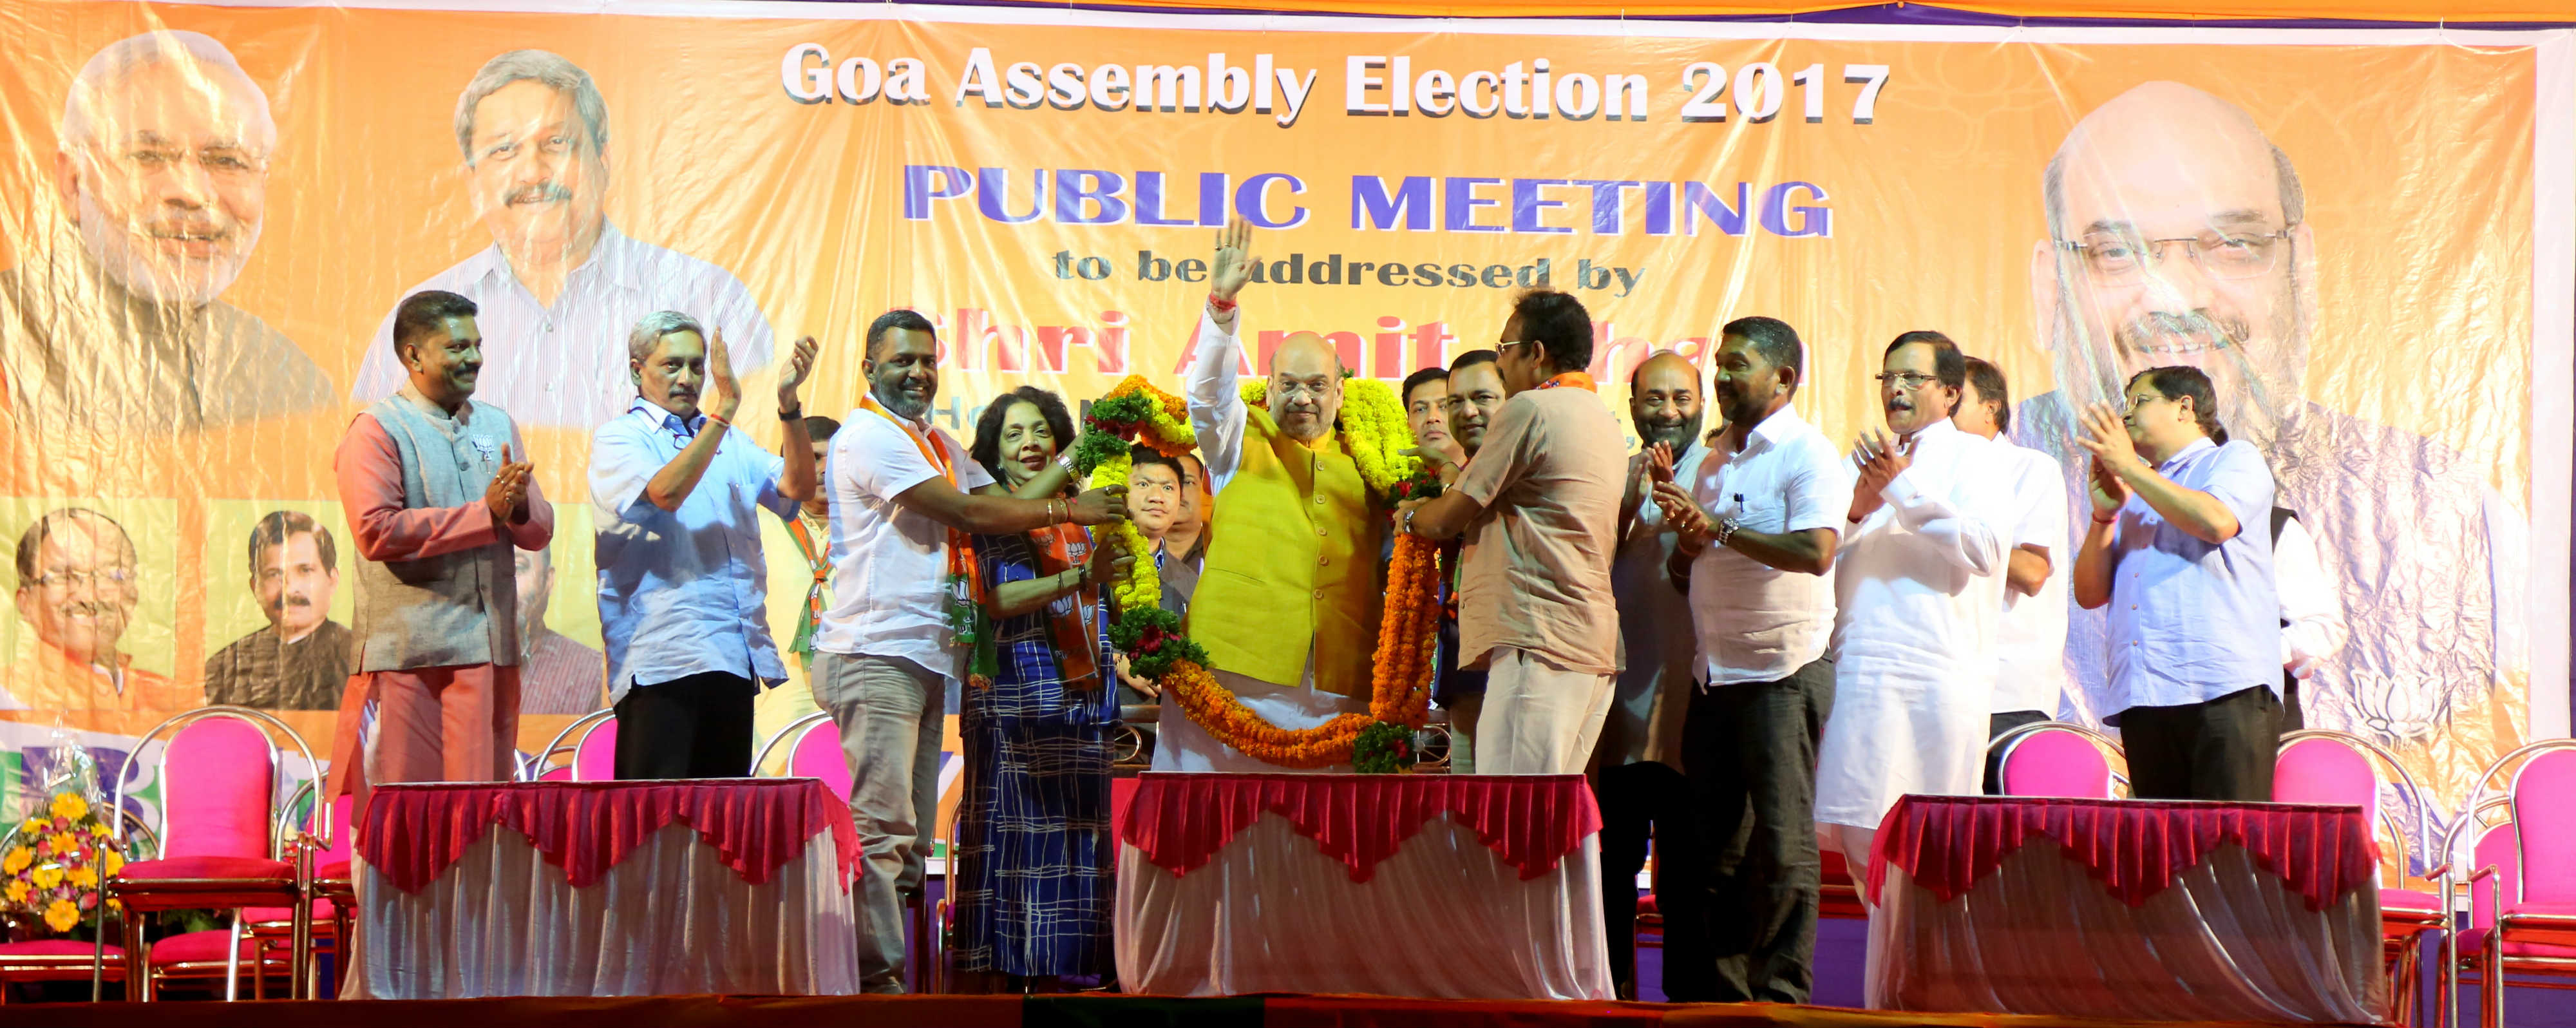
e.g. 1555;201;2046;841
0;30;334;438
202;504;355;710
1;502;195;721
350;49;777;429
515;535;605;716
2012;80;2526;804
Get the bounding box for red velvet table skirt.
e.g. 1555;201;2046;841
1115;772;1611;1000
1117;772;1603;882
356;779;859;893
1867;795;2380;909
1866;795;2387;1022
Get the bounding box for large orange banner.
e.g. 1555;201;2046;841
0;1;2565;857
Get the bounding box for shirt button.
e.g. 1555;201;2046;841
1317;527;1327;537
1320;557;1329;566
1312;589;1323;599
1316;495;1325;505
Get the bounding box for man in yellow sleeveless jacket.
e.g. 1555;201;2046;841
1155;220;1384;772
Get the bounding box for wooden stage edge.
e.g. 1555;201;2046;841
5;993;2377;1028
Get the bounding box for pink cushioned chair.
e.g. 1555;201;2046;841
753;712;854;801
2465;746;2576;1028
535;709;620;782
2273;730;2450;1026
245;783;354;998
1987;721;2125;799
96;707;316;1001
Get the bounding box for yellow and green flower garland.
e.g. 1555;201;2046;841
1074;374;1443;768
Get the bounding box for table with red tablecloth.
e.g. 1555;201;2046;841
347;779;861;998
1865;795;2388;1023
1113;772;1612;1000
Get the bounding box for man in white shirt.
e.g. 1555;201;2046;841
591;312;819;779
1955;357;2070;791
811;309;1125;992
1654;316;1852;1003
2271;511;2347;732
1817;330;2014;873
353;50;775;428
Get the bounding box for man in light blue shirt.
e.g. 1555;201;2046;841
592;310;818;779
2073;364;2282;800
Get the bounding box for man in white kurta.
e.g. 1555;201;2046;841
1817;332;2016;872
1955;357;2072;789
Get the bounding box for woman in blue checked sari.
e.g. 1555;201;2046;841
961;386;1130;987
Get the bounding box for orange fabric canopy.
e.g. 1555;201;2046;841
1086;0;2568;23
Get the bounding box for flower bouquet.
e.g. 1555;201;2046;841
1350;720;1419;774
3;790;122;937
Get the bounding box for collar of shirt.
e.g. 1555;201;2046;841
396;383;474;426
1899;416;1961;449
1731;403;1811;459
2155;435;2219;473
630;397;708;440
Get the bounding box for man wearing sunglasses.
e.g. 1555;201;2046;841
1815;331;2018;877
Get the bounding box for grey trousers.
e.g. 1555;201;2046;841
811;652;944;993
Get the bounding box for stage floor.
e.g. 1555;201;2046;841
5;993;2385;1027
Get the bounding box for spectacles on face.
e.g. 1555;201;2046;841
1274;379;1332;401
1496;341;1530;358
1873;372;1939;390
2125;392;2172;414
2056;226;2296;285
28;567;135;593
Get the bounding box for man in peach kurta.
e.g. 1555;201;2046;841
329;290;552;806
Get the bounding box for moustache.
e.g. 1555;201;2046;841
141;219;232;243
53;600;118;618
270;594;314;611
505;182;576;206
2115;310;2249;357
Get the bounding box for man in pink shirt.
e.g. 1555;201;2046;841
328;289;554;807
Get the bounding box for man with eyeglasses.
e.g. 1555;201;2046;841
1815;331;2016;877
1399;289;1625;775
1952;357;2069;790
0;30;333;440
2015;81;2518;783
5;508;197;718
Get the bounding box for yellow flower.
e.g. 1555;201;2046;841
4;880;28;904
66;866;96;890
99;851;123;877
44;833;77;857
30;866;62;890
48;792;87;823
1;847;30;875
18;819;41;839
42;898;78;933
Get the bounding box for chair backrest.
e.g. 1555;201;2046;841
2470;821;2522;930
536;763;574;781
788;719;853;802
2274;736;2378;808
2510;748;2576;905
1998;728;2114;799
160;716;278;859
312;793;355;864
572;718;618;782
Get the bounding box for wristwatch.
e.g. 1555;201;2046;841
1714;516;1742;547
777;405;802;421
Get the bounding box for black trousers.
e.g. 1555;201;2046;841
1595;761;1700;1001
1673;656;1833;1004
2279;671;2304;734
1982;710;2053;794
613;671;757;780
2119;685;2281;801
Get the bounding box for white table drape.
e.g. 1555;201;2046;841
350;821;860;998
1116;813;1612;999
1871;841;2386;1023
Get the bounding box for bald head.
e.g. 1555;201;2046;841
2037;80;2313;455
1266;331;1344;443
2045;81;2302;242
1629;351;1704;452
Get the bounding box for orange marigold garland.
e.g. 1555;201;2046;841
1077;376;1443;769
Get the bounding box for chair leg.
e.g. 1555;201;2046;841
223;911;242;1002
126;914;147;1003
2483;929;2502;1028
291;895;311;1001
